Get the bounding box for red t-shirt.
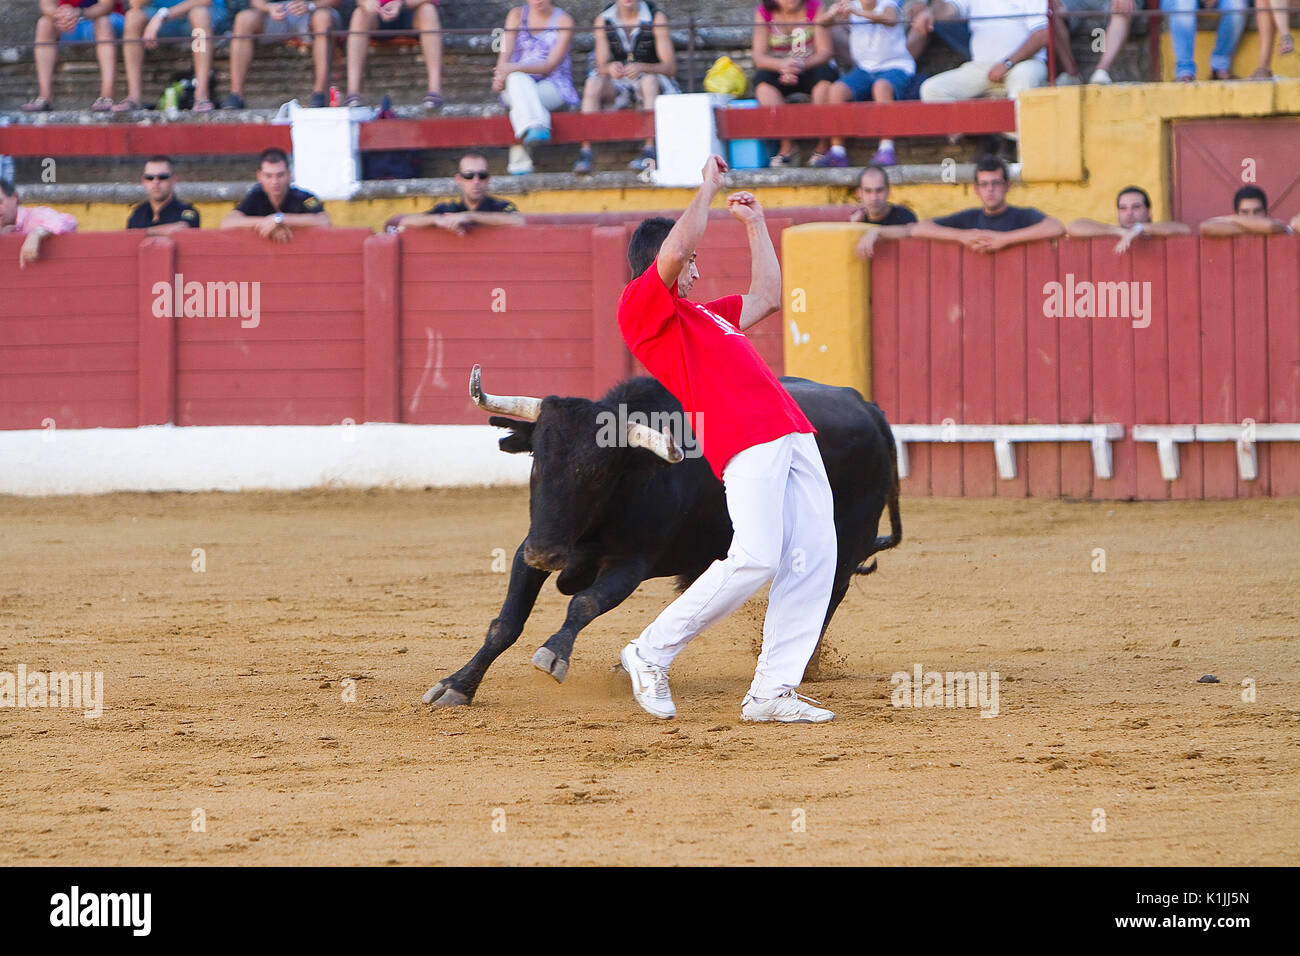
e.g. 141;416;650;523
617;260;814;480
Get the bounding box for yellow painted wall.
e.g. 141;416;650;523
780;223;872;397
1159;28;1300;81
42;78;1300;233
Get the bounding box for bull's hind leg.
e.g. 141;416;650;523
423;542;550;708
532;558;647;682
804;569;853;682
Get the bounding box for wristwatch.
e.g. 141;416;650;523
273;213;285;225
1003;58;1014;70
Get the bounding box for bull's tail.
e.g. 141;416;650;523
854;423;903;577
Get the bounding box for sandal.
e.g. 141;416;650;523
111;97;142;113
192;98;214;113
21;96;52;112
1281;34;1294;55
344;93;363;107
1249;67;1273;80
90;96;114;111
422;91;443;111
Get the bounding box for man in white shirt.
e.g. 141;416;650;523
919;0;1049;101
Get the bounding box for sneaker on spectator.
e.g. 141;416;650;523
811;146;848;168
628;146;656;172
870;145;896;166
522;126;551;145
508;145;534;176
308;91;327;108
221;93;245;110
1088;68;1112;85
769;149;800;168
1054;73;1081;86
573;147;594;175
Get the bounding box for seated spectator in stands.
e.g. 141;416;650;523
494;0;580;176
1253;0;1294;79
1049;0;1134;85
1160;0;1245;81
115;1;231;113
389;153;524;234
573;0;678;175
345;1;443;109
1066;185;1191;252
919;0;1050;102
905;0;970;60
856;154;1062;257
224;1;343;109
1068;185;1191;248
752;0;840;167
818;0;916;167
127;155;200;235
23;1;125;112
1;179;78;268
220;147;330;242
849;163;917;224
1199;186;1295;235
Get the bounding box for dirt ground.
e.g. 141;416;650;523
1;488;1297;866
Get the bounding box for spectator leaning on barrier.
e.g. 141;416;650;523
23;1;126;113
494;0;580;176
919;0;1050;102
1200;186;1295;235
224;1;343;109
221;147;331;242
752;0;840;168
389;152;524;234
0;179;79;269
1049;0;1133;85
856;154;1062;257
1066;185;1191;253
848;163;918;224
1160;0;1245;81
127;155;200;235
115;0;232;113
573;0;679;176
818;0;916;168
345;1;444;109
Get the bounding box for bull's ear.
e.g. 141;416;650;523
489;415;535;454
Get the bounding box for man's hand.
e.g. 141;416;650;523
254;217;293;242
437;212;469;236
19;231;44;268
966;230;1007;254
726;191;764;226
987;60;1010;83
286;1;311;17
54;6;80;32
143;9;166;49
856;228;882;259
911;7;934;33
701;155;728;193
1113;225;1141;255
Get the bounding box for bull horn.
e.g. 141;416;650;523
626;422;684;463
470;364;542;421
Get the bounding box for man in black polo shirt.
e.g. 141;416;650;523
220;147;331;243
127;156;200;236
857;154;1063;258
849;165;917;227
391;153;523;236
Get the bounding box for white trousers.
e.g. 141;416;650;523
919;59;1049;101
502;72;567;138
632;431;837;701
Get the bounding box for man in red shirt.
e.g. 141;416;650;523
615;155;837;724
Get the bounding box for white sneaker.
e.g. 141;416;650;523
1088;68;1113;85
507;144;533;176
741;690;834;723
1054;73;1082;87
619;643;676;719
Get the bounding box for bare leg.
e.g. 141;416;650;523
310;8;334;93
33;16;58;103
756;81;793;157
811;79;831;155
93;15;117;100
189;7;213;102
346;7;377;96
228;9;264;96
640;73;659;149
1051;0;1081;78
121;7;146;104
415;2;442;94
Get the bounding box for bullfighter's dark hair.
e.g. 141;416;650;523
258;147;290;168
1116;185;1150;210
1233;185;1268;214
0;179;15;198
974;154;1009;182
628;216;676;279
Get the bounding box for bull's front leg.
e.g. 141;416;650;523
423;541;550;708
532;558;648;683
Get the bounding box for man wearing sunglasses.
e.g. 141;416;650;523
127;155;200;235
390;153;523;236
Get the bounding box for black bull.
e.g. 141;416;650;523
422;372;902;708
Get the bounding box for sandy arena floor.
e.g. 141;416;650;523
0;489;1297;865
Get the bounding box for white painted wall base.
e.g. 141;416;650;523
0;424;531;496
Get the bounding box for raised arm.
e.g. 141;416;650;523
729;192;782;331
656;155;727;288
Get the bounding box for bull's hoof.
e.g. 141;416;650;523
422;681;471;708
531;646;570;683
